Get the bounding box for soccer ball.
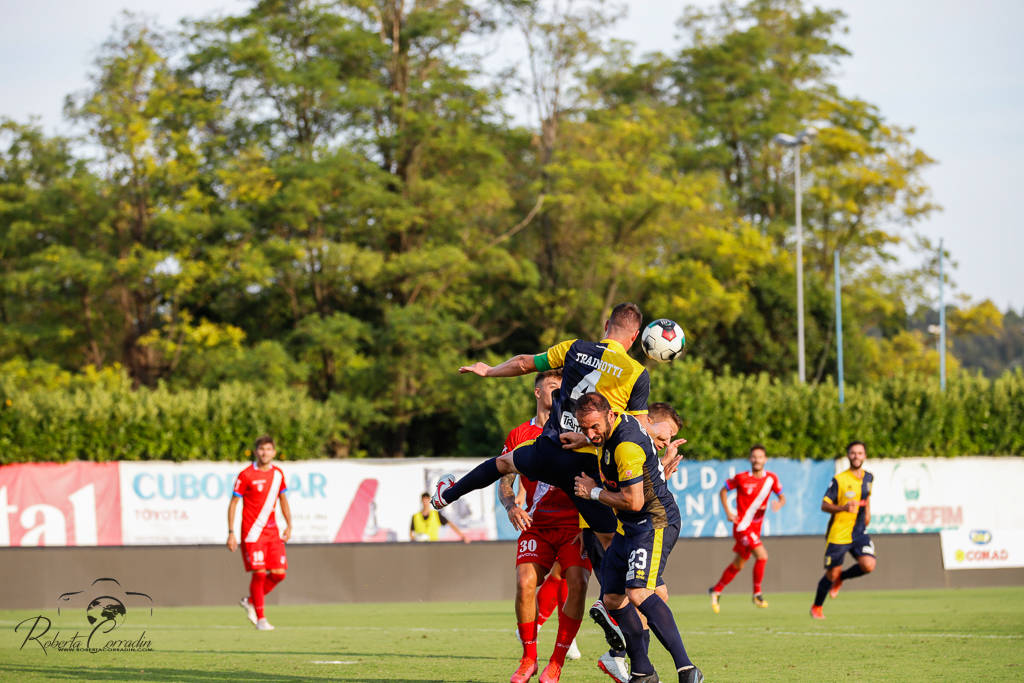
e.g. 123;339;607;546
641;318;685;362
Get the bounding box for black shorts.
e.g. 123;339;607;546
601;523;679;594
512;436;617;534
824;534;876;569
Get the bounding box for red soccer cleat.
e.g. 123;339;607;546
829;577;843;599
539;661;562;683
510;657;538;683
810;605;825;620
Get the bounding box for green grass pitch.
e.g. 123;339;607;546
2;587;1022;681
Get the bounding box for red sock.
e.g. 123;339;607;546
550;615;582;667
517;621;538;661
265;571;285;595
249;572;266;619
713;564;740;592
556;577;568;619
536;577;562;627
753;558;766;594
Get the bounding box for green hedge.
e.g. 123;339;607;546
1;362;1022;463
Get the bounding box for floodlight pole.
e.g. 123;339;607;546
774;129;816;383
939;238;946;391
835;249;844;405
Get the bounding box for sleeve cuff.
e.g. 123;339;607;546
534;353;551;371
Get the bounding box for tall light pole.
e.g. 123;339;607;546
774;128;816;383
834;249;844;405
939;238;946;391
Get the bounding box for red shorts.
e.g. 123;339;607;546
516;526;591;572
732;527;763;559
241;536;287;572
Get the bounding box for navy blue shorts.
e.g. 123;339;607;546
601;523;679;594
511;436;617;534
824;534;876;569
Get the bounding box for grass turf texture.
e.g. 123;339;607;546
1;587;1022;681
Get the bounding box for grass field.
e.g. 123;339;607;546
2;587;1022;681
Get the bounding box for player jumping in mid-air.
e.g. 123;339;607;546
499;369;586;683
227;435;291;631
572;393;703;683
811;440;876;619
433;303;651;546
708;445;786;611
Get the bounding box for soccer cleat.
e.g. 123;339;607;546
255;617;275;630
239;596;257;625
539;661;562;683
597;651;630;683
510;657;538;683
708;588;720;614
752;593;768;608
810;605;825;620
566;637;582;660
431;473;456;510
629;673;659;683
589;600;626;652
677;665;704;683
829;577;843;599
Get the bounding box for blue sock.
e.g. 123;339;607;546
637;594;692;669
443;459;499;503
609;604;655;676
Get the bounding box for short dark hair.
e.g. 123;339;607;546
421;492;430;499
535;368;563;387
608;302;642;333
254;435;275;450
648;402;682;430
846;440;866;454
749;444;767;457
575;392;611;416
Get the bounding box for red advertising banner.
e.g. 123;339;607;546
0;462;122;546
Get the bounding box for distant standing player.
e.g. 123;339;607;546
708;445;786;611
499;369;586;683
810;440;876;619
227;435;291;631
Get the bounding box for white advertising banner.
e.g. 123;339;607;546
118;459;497;545
844;457;1024;534
940;528;1024;569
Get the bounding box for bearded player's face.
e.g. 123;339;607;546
577;410;613;446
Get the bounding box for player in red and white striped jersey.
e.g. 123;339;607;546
227;435;292;630
708;445;785;612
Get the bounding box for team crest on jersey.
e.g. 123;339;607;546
603;449;611;465
255;480;265;492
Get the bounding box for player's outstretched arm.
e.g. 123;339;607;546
772;492;787;512
226;496;240;551
458;354;537;377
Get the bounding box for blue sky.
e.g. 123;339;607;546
2;0;1021;312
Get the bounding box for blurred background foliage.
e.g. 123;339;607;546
1;0;1020;460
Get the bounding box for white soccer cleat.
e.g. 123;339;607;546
589;600;625;652
566;637;582;660
256;617;275;631
239;596;257;625
597;651;629;683
431;473;456;510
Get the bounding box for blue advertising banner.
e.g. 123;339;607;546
495;458;834;541
666;458;834;538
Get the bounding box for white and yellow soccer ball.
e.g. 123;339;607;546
641;318;685;362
